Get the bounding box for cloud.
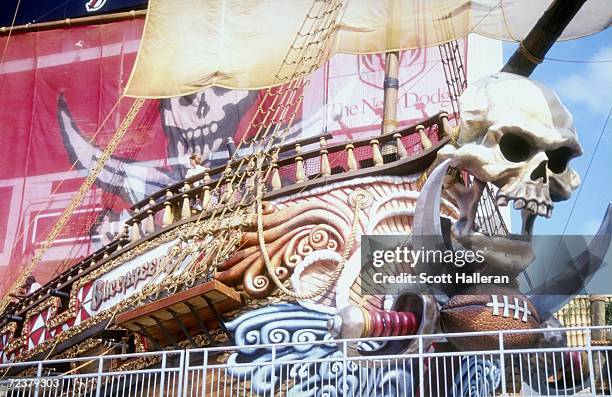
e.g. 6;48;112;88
554;46;612;115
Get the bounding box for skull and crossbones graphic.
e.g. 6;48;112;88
58;87;257;244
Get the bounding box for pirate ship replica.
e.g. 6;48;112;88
0;0;611;396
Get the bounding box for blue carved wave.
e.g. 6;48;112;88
225;303;414;396
452;356;501;397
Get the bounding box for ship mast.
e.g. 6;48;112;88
381;51;400;135
502;0;588;76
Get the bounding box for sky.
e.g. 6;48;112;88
502;28;612;236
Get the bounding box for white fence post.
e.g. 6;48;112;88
177;350;185;397
177;350;190;397
202;349;208;397
95;357;103;397
160;352;167;396
270;344;277;397
33;361;42;397
342;340;348;395
586;328;597;394
498;331;507;396
418;336;425;397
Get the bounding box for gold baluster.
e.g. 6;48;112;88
130;217;141;243
145;198;156;235
295;143;305;182
554;307;564;326
203;172;211;183
201;186;211;210
438;112;452;139
576;297;583;346
575;298;583;346
200;172;212;210
370;139;383;166
417;124;432;150
394;133;408;159
271;164;282;190
320;137;331;176
346;144;358;171
223;166;236;202
561;302;571;345
181;183;191;220
162;190;174;227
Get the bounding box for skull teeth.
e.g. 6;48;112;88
513;198;526;210
497;194;553;219
537;203;548;217
526;200;538;214
496;196;508;207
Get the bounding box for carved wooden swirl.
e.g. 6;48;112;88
214;177;459;300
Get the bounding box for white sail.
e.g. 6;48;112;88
125;0;611;98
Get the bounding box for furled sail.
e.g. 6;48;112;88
124;0;611;98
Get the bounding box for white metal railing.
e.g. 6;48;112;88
1;326;611;396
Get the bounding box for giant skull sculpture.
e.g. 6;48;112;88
449;72;582;238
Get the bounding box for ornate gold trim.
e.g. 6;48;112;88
5;223;208;361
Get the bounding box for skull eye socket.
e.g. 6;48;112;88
499;132;531;163
178;94;196;106
546;146;572;174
